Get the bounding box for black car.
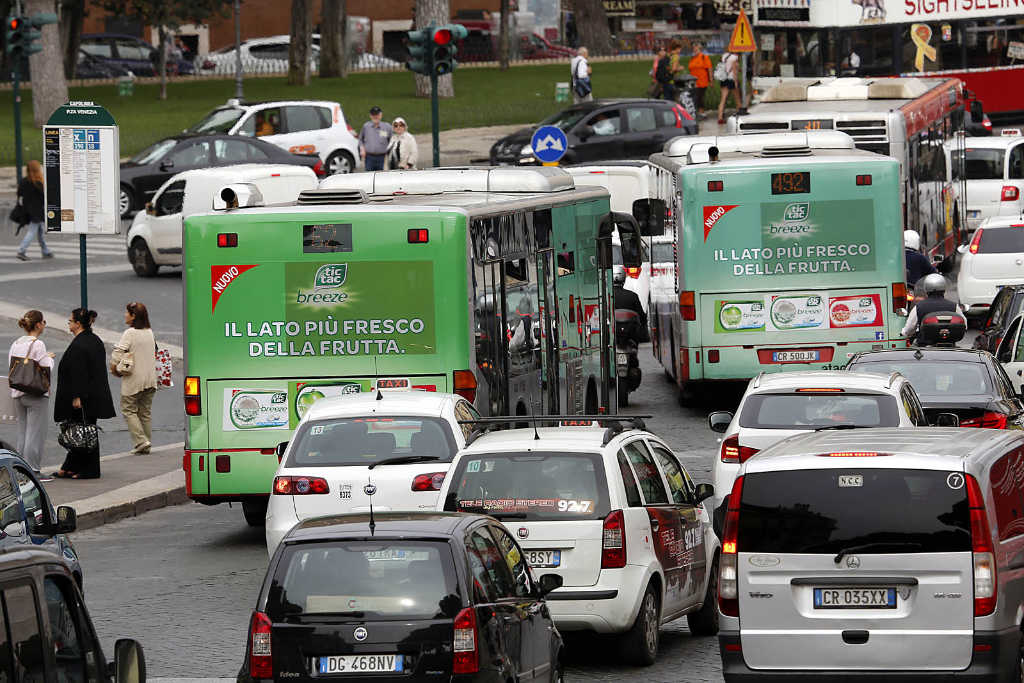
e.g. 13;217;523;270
120;133;323;217
80;33;194;77
75;49;133;79
974;284;1024;353
490;98;698;166
239;511;564;682
846;348;1024;427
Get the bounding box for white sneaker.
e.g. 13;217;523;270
132;440;151;455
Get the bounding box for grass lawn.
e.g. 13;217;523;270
0;58;727;166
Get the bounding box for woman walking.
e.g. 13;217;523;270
716;51;739;124
8;310;54;478
52;309;115;479
385;117;418;170
111;302;156;455
15;160;54;261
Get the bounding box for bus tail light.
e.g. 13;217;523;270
185;376;201;416
453;370;477;403
707;180;723;192
626;266;641;278
719;476;743;617
411;472;446;491
679;291;696;321
967;474;997;616
273;476;330;495
856;175;872;185
970;229;983;254
708;349;720;363
452;607;479;674
1001;186;1019;202
248;611;273;679
407;228;429;243
892;283;907;312
720;435;759;463
601;509;626;568
217;233;238;247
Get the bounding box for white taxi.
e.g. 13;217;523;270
946;132;1024;233
265;388;478;553
958;216;1024;317
437;418;720;666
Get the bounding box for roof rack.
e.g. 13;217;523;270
458;415;652;446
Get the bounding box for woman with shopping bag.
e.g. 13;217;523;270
110;302;157;455
52;308;115;479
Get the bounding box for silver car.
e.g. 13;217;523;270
718;428;1024;681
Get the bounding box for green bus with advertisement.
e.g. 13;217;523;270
647;131;908;400
182;168;641;523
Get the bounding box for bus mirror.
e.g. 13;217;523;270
612;212;643;268
632;198;666;237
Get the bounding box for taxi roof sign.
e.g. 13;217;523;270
1001;128;1022;137
727;9;755;53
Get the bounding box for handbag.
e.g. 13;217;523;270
58;409;100;453
8;202;28;228
155;345;173;390
7;339;49;396
574;77;592;98
115;350;134;376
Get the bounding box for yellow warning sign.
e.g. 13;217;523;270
728;9;755;53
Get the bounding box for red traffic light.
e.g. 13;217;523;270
8;17;20;30
432;28;452;45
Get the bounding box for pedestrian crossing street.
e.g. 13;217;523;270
0;234;127;262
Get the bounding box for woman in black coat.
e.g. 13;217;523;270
52;308;115;479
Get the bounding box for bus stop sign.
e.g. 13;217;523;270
531;125;568;164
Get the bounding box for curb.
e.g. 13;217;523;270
68;469;189;532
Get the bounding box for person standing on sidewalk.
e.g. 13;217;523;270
716;51;739;124
688;42;712;118
8;310;54;479
571;47;592;103
52;309;114;480
358;106;392;171
15;160;54;262
385;118;418;170
110;302;156;455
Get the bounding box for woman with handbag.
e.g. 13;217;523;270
8;310;54;477
52;309;115;479
15;160;54;262
110;302;156;455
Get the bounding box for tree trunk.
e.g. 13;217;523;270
288;0;313;86
414;0;452;98
27;0;67;128
157;26;168;100
570;0;613;56
339;0;348;78
498;0;510;70
60;0;85;79
320;0;343;78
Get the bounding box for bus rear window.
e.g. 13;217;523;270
287;416;456;466
737;469;970;554
738;393;899;429
978;228;1024;254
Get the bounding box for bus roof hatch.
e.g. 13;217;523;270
318;167;575;196
665;131;855;162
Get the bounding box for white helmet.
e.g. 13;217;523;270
904;230;921;250
921;273;947;294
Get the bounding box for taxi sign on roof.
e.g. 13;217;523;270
1001;128;1022;137
727;9;755;53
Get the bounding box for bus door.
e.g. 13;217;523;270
504;255;542;416
536;249;560;413
475;258;508;416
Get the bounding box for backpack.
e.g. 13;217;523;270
713;55;730;81
655;55;672;84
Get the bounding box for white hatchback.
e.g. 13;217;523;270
946;134;1024;233
265;390;478;553
707;371;927;510
957;216;1024;317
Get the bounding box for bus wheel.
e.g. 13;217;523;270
129;239;158;277
242;499;268;527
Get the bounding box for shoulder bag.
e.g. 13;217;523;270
58;408;100;453
155;343;173;390
8;338;50;396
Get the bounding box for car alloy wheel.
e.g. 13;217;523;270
119;186;133;217
641;591;658;657
327;151;353;175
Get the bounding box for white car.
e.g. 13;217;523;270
946;133;1024;233
436;419;720;665
265;389;477;553
188;99;360;175
707;370;927;509
201;37;319;74
125;164;317;276
957;215;1024;317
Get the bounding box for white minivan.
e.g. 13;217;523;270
124;164;317;276
946;134;1024;234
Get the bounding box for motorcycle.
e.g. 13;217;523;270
614;309;643;407
914;309;967;347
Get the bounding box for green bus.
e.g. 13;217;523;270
182;167;641;522
647;131;908;400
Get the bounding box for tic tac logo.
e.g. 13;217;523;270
313;264;348;290
783;202;810;222
702;204;739;242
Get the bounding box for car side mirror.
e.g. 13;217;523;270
109;639;146;683
708;411;733;433
538;573;563;596
578;125;594;141
56;505;77;533
159;160;174;172
632;198;666;237
276;441;289;460
897;307;908;317
694;482;714;504
934;412;960;427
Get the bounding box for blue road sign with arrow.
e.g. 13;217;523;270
531;125;568;164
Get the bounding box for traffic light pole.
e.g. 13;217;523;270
11;58;21;183
430;71;440;168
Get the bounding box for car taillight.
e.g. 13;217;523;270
452;607;479;674
453;369;477;403
720;435;758;463
272;476;330;495
626;266;641;278
719;476;743;617
679;291;695;321
185;376;201;416
249;611;273;679
960;412;1008;429
1001;186;1019;202
892;282;907;312
967;474;996;616
983;116;992;131
312;159;325;177
601;509;626;568
411;472;446;491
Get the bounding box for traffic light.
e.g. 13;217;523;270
5;16;24;59
23;13;56;57
406;26;432;76
430;24;468;76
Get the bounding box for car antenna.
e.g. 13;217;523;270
364;479;378;535
531;399;540;440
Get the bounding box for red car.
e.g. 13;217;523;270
520;33;575;60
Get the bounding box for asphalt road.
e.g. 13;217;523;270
71;346;732;681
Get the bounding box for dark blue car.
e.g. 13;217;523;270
80;33;194;77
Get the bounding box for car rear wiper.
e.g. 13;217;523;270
368;455;441;469
833;541;923;564
814;424;863;431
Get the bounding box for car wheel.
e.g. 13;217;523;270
128;239;158;278
326;150;355;175
551;660;564;683
242;499;268;527
687;554;720;636
1014;634;1024;683
119;185;135;218
620;583;660;666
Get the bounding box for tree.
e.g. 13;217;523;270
26;0;67;128
498;0;509;70
320;0;346;78
414;0;452;97
60;0;85;79
288;0;313;85
570;0;613;56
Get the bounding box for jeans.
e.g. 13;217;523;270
14;394;48;472
364;154;386;171
17;221;51;257
121;388;155;450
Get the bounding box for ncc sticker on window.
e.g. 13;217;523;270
838;474;863;488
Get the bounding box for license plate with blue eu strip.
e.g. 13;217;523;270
813;587;896;609
317;654;403;674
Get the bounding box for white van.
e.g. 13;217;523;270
945;134;1024;234
124;164;318;277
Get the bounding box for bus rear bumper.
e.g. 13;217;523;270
692;339;905;379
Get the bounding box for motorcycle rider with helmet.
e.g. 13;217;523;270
613;266;649;344
904;230;936;287
901;273;964;343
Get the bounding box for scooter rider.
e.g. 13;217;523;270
901;273;964;342
904;230;936;287
613;266;649;344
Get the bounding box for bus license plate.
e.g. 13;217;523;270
318;654;403;674
525;550;561;568
772;350;820;362
813;588;896;609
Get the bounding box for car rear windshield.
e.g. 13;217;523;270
286;416;456;467
268;541;459;620
188;107;244;134
443;452;609;521
952;148;1005;180
739;393;899;429
849;360;993;399
737;469;971;554
978;227;1024;254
